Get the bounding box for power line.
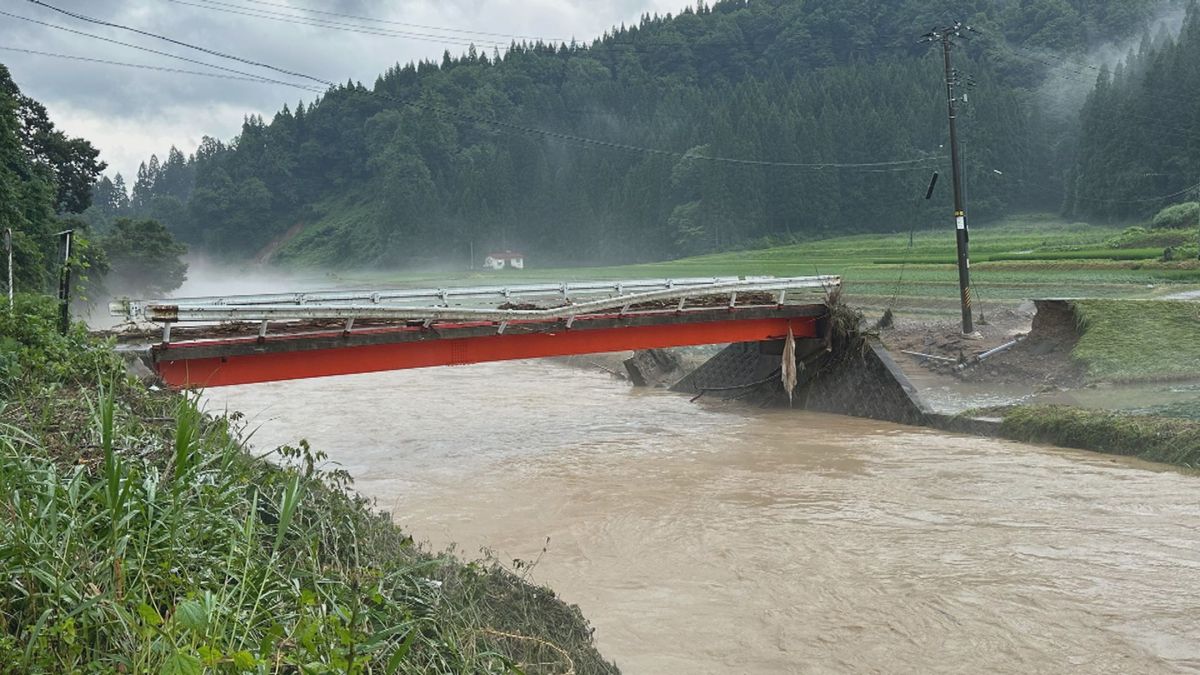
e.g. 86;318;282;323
1071;180;1200;205
998;44;1200;111
194;0;937;56
0;45;322;88
233;0;564;42
1007;43;1104;73
227;0;826;50
982;46;1200;142
25;0;327;87
1;45;941;173
0;9;320;92
24;0;944;172
164;0;512;50
342;82;946;170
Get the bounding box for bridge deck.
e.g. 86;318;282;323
109;276;837;388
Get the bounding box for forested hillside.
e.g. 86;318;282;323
87;0;1181;268
1;65;189;300
0;64;104;291
1067;4;1200;221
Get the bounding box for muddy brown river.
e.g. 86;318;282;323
205;359;1200;674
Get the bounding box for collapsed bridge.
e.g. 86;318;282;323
109;276;840;389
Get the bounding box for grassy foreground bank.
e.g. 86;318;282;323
0;297;617;674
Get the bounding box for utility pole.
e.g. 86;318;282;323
923;24;979;337
56;229;73;334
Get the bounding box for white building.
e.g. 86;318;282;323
484;251;525;270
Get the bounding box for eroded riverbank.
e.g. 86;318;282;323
207;360;1200;674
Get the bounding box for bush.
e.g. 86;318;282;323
100;218;188;297
1151;201;1200;230
1107;225;1193;249
0;294;123;398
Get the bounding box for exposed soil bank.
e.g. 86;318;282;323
883;298;1200;388
785;300;1200;469
881;301;1082;387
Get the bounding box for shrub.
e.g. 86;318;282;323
0;294;123;398
1151;201;1200;230
1107;225;1193;249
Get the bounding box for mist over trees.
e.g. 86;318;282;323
100;218;189;297
1067;3;1200;221
96;0;1187;268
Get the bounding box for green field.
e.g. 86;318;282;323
344;214;1200;320
1073;300;1200;382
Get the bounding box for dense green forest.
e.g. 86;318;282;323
83;0;1188;268
1067;4;1200;221
0;63;187;300
1;63;103;291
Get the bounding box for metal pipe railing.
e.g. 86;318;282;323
115;276;786;311
112;276;840;326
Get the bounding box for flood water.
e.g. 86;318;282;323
205;360;1200;674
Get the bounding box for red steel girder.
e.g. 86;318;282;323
155;315;819;388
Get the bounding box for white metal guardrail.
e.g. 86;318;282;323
110;275;840;342
131;276;789;309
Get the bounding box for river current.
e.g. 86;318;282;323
205;359;1200;674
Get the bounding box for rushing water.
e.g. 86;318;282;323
205;360;1200;674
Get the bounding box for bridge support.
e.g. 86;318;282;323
671;338;827;399
672;334;929;425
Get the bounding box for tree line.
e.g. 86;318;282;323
1;65;186;302
1067;2;1200;222
81;0;1179;268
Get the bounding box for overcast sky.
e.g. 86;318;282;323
1;0;682;180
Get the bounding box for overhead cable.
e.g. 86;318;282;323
0;44;321;88
234;0;564;42
25;0;327;86
164;0;511;50
1064;179;1200;205
0;9;320;91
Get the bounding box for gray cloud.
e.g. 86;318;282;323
0;0;681;178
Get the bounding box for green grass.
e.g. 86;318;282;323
1072;300;1200;383
1000;405;1200;468
0;296;617;674
340;213;1200;317
274;195;390;269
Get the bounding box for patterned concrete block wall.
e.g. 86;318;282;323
800;339;930;426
